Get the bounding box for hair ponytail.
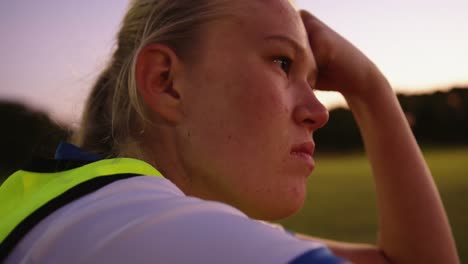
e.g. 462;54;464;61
73;66;116;156
74;0;231;159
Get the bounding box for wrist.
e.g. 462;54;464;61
344;70;394;112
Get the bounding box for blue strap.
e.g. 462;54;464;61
289;247;348;264
54;142;102;161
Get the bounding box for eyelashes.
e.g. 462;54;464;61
271;54;318;88
273;56;293;75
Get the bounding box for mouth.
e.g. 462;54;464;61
290;142;315;171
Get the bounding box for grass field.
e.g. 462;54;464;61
279;147;468;262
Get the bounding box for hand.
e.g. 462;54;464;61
300;10;389;101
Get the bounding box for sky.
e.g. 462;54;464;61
0;0;467;124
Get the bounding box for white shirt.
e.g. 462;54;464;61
6;176;337;264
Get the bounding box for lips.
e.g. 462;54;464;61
291;142;315;156
291;142;315;170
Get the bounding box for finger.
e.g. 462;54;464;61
299;10;331;36
299;10;321;28
299;10;332;73
299;10;338;92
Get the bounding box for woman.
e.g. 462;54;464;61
0;0;459;263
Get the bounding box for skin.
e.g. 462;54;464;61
176;1;331;220
136;0;459;263
138;0;328;220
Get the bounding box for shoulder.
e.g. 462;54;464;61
8;176;343;264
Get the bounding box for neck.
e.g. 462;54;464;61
139;126;192;194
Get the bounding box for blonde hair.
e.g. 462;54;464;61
74;0;230;159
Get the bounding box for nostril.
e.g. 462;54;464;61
303;118;315;124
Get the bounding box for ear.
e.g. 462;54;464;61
135;44;183;124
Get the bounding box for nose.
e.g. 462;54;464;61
292;88;329;132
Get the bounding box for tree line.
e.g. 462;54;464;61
1;87;467;181
315;87;468;151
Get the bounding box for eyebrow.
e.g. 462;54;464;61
263;35;305;56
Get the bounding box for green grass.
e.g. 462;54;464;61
279;147;468;262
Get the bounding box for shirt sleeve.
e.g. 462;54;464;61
8;176;346;264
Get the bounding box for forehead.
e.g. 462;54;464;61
188;0;312;64
232;0;307;45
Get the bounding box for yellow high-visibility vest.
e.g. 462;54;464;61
0;158;162;261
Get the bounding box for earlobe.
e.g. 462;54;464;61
135;44;183;123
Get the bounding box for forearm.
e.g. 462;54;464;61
345;77;459;264
299;10;459;262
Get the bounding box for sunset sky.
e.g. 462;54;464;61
1;0;467;123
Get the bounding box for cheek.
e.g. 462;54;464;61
181;68;291;169
230;72;291;130
226;81;289;153
178;60;305;218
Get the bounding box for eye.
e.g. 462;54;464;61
273;57;292;75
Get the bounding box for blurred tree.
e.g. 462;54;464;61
316;87;468;152
1;87;467;182
399;87;468;145
0;101;71;183
314;108;363;152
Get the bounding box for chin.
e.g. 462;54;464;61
274;199;305;220
252;192;306;221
